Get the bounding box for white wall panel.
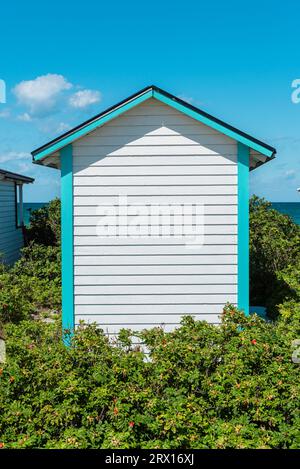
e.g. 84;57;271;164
72;99;238;333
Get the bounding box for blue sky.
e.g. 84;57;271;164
0;0;300;202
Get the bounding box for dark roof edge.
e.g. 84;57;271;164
0;168;34;183
31;84;276;159
153;86;276;155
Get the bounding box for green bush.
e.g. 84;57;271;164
0;196;299;448
25;198;61;246
0;244;61;323
250;196;300;315
0;199;61;324
0;306;299;449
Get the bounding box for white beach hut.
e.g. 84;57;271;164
32;86;276;336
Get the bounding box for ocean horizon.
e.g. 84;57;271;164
23;203;48;226
22;201;300;226
271;202;300;225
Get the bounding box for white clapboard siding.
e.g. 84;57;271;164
74;234;237;245
73;155;237;167
76;134;234;147
74;195;237;206
73;215;237;226
74;175;237;186
74;186;237;196
75;294;237;305
75;304;232;314
107;101;207;116
78;203;222;215
75;265;237;275
113;104;184;116
74;205;237;216
73;165;237;176
74;274;238;286
75;284;237;295
73;99;238;330
85;124;221;137
74;244;237;256
78;113;218;127
74;225;237;236
73;144;237;157
74;254;237;266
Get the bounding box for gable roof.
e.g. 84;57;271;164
32;85;276;167
0;168;34;184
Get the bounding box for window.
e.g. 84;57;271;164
15;183;23;228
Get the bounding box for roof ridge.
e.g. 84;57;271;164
32;85;276;162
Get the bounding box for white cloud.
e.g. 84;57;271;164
17;112;32;122
13;73;72;115
0;152;35;179
0;151;30;164
69;89;101;108
15;161;32;173
56;122;71;133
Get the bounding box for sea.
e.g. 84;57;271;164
23;203;49;226
22;202;300;226
271;202;300;225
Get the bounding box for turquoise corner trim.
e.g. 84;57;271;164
153;90;273;158
61;144;74;341
34;90;153;161
238;143;249;316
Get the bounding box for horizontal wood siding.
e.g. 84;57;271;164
73;99;238;332
0;180;24;264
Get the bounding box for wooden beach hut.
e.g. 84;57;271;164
32;85;276;335
0;168;34;263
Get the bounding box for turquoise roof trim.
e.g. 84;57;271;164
33;89;153;161
153;91;274;158
32;86;276;164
